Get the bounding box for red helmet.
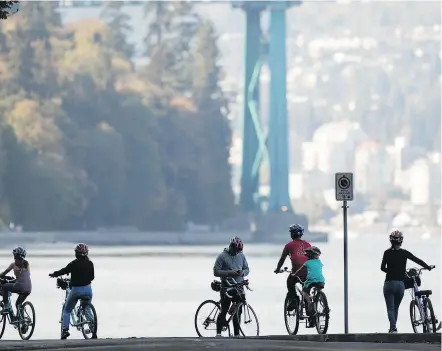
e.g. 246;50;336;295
230;236;243;252
75;243;89;256
389;230;403;245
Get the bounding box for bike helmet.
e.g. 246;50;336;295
229;236;243;252
74;243;89;257
12;247;26;260
305;246;321;257
289;224;304;239
389;230;403;245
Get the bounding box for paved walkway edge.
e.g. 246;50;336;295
253;333;441;343
0;334;440;350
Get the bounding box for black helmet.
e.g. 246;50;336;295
289;224;304;239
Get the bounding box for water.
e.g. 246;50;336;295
0;235;440;340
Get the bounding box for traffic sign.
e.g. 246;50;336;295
335;172;354;201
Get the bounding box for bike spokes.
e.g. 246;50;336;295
236;303;259;337
196;301;226;337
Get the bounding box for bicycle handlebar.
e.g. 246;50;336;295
275;267;305;284
0;276;15;284
407;265;436;277
224;279;253;299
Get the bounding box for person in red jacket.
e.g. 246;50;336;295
274;224;311;311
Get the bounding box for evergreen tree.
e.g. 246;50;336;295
100;1;134;60
189;20;234;224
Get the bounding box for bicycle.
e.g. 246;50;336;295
406;265;439;333
194;278;259;337
53;276;98;339
0;276;36;340
277;267;330;335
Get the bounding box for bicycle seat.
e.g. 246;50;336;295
415;290;432;297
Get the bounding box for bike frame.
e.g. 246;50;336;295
408;269;429;329
4;292;22;324
284;271;318;315
222;279;253;329
60;282;88;329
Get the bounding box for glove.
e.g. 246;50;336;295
274;269;279;274
49;273;56;278
427;266;433;271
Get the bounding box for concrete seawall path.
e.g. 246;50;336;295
0;334;439;351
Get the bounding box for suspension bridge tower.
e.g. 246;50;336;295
232;1;301;214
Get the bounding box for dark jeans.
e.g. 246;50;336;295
216;290;243;335
383;280;405;329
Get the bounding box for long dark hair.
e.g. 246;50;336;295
16;259;29;269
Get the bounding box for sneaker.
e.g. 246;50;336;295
388;328;397;333
306;317;316;328
215;334;222;338
61;329;70;340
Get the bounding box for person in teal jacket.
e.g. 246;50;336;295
292;246;325;327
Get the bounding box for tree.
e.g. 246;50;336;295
188;20;234;225
143;0;200;92
100;1;134;60
0;1;18;20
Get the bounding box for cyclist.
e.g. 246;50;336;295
292;246;325;327
0;247;32;316
213;236;249;337
381;230;433;333
49;243;95;340
274;224;311;310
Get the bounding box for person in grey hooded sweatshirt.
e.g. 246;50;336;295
213;236;249;337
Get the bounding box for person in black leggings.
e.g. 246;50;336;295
381;230;433;333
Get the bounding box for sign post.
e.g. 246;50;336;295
335;172;354;334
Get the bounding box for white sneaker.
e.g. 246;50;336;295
215;334;222;338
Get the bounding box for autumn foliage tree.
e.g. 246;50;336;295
0;2;234;231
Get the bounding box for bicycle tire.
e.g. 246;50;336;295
18;301;36;340
194;299;229;337
314;291;329;335
284;296;300;335
424;298;437;333
0;314;6;339
81;303;98;339
236;302;259;337
410;300;421;333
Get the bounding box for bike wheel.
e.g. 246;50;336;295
18;301;36;340
410;300;424;333
424;298;437;333
0;312;6;339
194;300;229;337
314;291;330;335
284;296;300;335
80;303;98;339
236;302;259;337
